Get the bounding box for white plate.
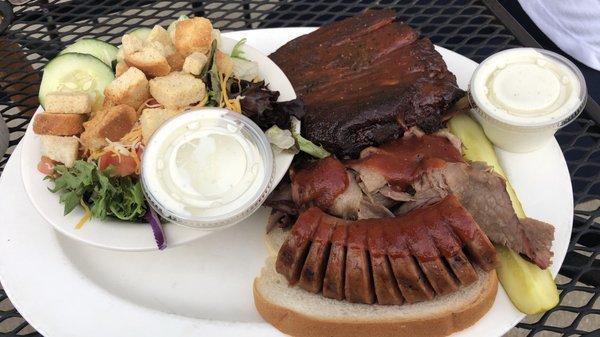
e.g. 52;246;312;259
19;35;296;251
0;28;573;337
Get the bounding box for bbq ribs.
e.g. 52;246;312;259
270;9;464;157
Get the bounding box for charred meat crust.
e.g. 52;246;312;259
275;195;498;305
270;9;464;157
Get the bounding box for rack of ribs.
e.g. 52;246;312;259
270;9;464;157
276;195;498;305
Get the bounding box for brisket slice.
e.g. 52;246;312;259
275;195;498;305
270;9;464;157
400;162;554;269
286;133;462;220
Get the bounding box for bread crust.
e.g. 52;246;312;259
254;270;497;337
33;112;85;136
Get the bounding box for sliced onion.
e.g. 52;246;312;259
145;205;166;250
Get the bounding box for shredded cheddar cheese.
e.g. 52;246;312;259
197;92;209;107
75;199;91;229
217;70;242;113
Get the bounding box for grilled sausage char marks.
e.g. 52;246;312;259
276;195;498;305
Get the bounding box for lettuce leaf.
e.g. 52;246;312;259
238;80;304;129
230;38;248;60
290;117;330;159
48;160;146;222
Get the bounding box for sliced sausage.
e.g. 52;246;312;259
323;225;348;300
446;250;478;285
298;221;335;293
275;196;498;305
388;254;435;303
275;208;321;284
418;257;458;295
370;254;404;305
367;224;403;305
345;225;375;304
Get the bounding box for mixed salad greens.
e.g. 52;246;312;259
49;160;146;221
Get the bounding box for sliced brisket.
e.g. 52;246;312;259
400;162;554;269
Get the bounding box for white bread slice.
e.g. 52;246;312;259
40;135;79;167
255;229;498;337
265;227;289;257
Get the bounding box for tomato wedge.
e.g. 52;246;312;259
37;156;57;176
98;152;138;176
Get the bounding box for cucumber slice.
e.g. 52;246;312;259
39;53;115;110
129;27;152;41
59;38;118;67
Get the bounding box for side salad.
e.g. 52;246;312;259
33;15;327;248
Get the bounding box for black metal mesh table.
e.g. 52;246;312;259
0;1;598;336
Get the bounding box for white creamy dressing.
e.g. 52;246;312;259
472;48;581;125
142;109;266;219
470;48;586;152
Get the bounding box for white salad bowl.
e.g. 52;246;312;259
20;35;297;251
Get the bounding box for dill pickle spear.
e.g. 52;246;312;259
448;113;559;314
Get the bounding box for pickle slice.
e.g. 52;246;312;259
448;113;559;314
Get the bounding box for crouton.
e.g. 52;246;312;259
80;104;138;151
145;40;184;70
40;135;79;167
122;34;143;55
149;72;206;109
146;25;172;47
166;51;185;71
33;112;85;136
115;62;130;77
146;26;185;71
215;50;233;75
125;47;171;78
104;66;150;110
173;17;213;56
140;107;179;143
44;92;91;114
182;52;208;75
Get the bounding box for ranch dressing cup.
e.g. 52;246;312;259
470;48;586;152
141;108;274;229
